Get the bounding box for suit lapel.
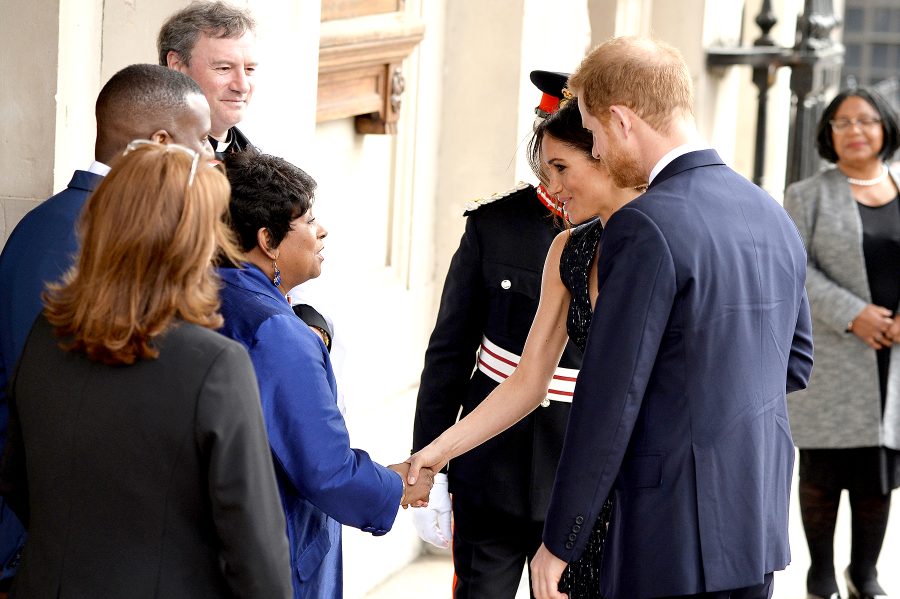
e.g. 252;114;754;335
648;150;726;190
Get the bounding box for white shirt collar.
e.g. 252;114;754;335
648;142;710;184
87;161;111;176
214;130;234;153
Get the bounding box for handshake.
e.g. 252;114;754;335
387;462;436;508
387;446;454;548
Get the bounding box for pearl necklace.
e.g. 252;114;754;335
845;163;889;187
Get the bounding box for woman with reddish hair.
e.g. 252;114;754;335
0;141;292;598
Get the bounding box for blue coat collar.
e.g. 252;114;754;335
218;263;288;307
648;149;725;190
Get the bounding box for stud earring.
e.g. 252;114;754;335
272;260;281;287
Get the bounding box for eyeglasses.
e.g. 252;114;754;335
829;117;882;132
122;139;202;186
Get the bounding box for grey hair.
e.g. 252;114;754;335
157;1;256;67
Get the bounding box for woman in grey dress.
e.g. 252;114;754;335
784;87;900;599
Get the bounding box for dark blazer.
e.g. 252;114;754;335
214;126;252;161
0;317;293;598
0;170;103;577
0;170;103;432
543;150;814;598
412;185;583;521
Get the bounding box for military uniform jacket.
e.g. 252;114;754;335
412;184;583;521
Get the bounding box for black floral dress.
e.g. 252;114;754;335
556;218;612;599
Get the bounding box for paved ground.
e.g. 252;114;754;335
363;470;900;598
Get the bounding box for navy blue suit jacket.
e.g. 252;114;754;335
0;170;102;577
0;170;103;421
543;150;813;598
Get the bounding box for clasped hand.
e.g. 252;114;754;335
850;304;897;350
387;462;435;508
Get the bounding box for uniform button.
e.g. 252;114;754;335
575;516;584;525
572;525;581;533
568;533;577;541
500;279;511;290
565;542;574;550
541;398;551;408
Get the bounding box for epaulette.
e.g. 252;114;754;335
463;181;533;215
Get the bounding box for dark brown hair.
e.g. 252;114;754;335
527;99;596;184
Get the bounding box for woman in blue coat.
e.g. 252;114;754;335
216;149;434;599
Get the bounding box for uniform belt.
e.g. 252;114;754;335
476;336;578;406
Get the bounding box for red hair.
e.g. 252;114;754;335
44;142;240;365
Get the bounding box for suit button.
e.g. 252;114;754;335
565;542;574;550
572;525;581;533
575;516;584;525
568;533;577;541
500;279;511;290
541;398;550;407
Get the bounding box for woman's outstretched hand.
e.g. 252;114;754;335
387;462;434;508
406;442;450;485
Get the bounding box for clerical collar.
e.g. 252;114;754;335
213;129;234;153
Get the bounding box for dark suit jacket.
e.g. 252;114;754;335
412;186;582;520
214;126;252;161
0;317;293;598
543;150;814;598
0;170;103;438
0;170;103;576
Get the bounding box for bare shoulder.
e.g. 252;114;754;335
541;231;571;289
549;229;571;255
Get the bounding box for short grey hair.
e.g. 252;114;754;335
157;1;256;67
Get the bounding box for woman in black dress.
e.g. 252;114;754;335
410;99;642;598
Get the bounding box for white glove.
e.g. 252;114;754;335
411;473;452;548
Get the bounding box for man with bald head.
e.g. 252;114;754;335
0;63;213;590
94;64;213;161
528;37;814;599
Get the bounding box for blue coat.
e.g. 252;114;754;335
542;151;814;598
0;169;103;579
217;265;402;599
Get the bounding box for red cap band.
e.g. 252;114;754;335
537;93;561;115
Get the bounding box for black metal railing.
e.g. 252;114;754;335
706;0;844;188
